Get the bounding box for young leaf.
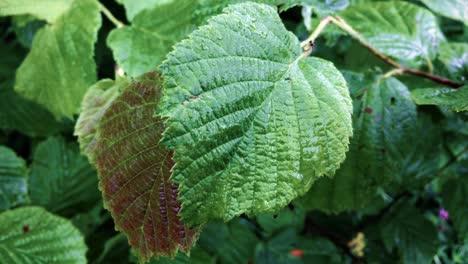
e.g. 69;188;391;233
299;77;417;212
0;146;28;211
380;202;438;264
29;137;100;215
0;0;73;23
340;1;444;67
411;86;468;112
442;177;468;242
13;0;101;119
75;79;124;160
115;0;172;21
420;0;468;26
160;2;353;224
0;206;87;263
93;73;198;261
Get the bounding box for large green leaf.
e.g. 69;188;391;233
14;0;101;119
420;0;468;26
29;137;100;215
299;77;417;212
74;79;124;160
0;206;87;263
0;0;73;23
442;177;468;242
0;42;62;137
380;202;438;264
92;73;198;262
0;146;28;211
411;86;468;112
160;2;352;225
340;1;444;67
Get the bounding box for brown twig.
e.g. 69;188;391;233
301;16;464;89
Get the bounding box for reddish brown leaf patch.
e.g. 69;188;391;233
93;73;198;262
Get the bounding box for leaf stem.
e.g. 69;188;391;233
301;16;463;89
98;2;125;28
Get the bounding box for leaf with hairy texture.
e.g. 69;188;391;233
13;0;101;119
438;42;468;82
160;2;353;225
29;137;100;216
411;86;468;112
380;202;438;264
93;73;198;261
420;0;468;25
442;177;468;241
0;146;28;211
0;0;73;23
0;42;63;137
340;1;445;67
0;206;87;263
75;79;124;160
299;77;417;213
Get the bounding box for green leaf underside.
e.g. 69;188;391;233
93;73;198;261
340;1;444;67
420;0;468;25
299;77;417;212
0;146;28;211
380;203;438;264
115;0;173;21
29;137;100;215
442;177;468;241
0;0;73;23
14;0;101;119
411;86;468;112
0;206;87;263
160;2;353;225
75;79;124;161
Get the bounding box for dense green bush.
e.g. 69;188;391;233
0;0;466;263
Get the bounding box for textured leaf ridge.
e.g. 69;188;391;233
160;2;353;225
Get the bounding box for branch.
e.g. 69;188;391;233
301;16;464;89
98;2;125;28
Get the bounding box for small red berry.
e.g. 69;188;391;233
23;225;29;233
364;108;372;114
290;249;303;258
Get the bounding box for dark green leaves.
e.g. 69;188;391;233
0;206;87;263
380;203;438;264
0;146;28;211
341;1;444;67
160;2;352;225
29;137;100;215
442;177;468;241
299;77;417;212
13;0;101;119
90;74;198;261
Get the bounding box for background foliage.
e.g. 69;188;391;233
0;0;466;263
